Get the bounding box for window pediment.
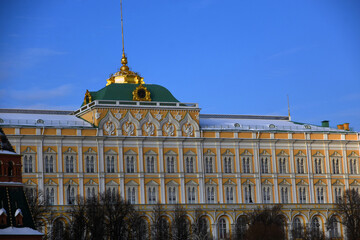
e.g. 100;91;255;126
22;147;35;154
348;151;359;158
314;180;326;186
64;147;77;154
243;179;255;185
126;180;139;186
124;149;137;155
350;180;360;186
105;149;118;155
44;147;56;154
186;180;198;186
223;179;236;185
279;179;291;185
25;179;37;185
106;180;118;186
295;150;306;157
85;179;98;186
45;179;57;186
204;149;216;156
312;151;324;157
222;149;234;156
296;180;308;186
64;179;78;186
184;150;196;156
262;179;273;185
144;150;157;155
330;151;342;157
241;150;252;156
206;179;217;185
332;180;344;186
84;148;97;154
260;150;271;156
146;180;159;186
277;150;289;156
166;180;179;186
165;150;177;156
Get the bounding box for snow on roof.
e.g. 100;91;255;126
15;209;22;217
0;227;43;235
0;111;92;128
0;182;24;186
199;114;346;132
0;150;18;155
0;208;6;216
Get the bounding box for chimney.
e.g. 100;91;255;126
321;120;329;128
337;124;344;130
343;123;350;131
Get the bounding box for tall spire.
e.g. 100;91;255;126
120;0;129;72
106;0;144;86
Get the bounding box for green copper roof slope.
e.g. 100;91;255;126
86;83;179;105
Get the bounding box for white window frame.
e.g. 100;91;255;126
348;152;359;174
204;150;215;174
44;148;56;173
333;186;343;203
225;186;235;203
186;181;198;204
64;147;77;173
218;218;228;240
105;150;117;173
222;150;234;174
65;184;77;205
145;150;157;173
45;186;56;205
316;186;325;203
165;150;177;173
298;186;308;204
295;151;306;174
313;152;324;174
280;186;289;204
22;147;36;173
262;185;272;203
184;150;197;174
243;182;255;204
125;150;137;173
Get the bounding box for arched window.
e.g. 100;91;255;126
293;217;303;238
53;219;65;240
218;218;227;239
311;217;321;237
236;216;247;239
139;219;148;240
329;216;339;238
199;217;209;237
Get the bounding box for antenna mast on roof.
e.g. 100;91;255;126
287;95;291;121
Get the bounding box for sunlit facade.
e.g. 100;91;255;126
0;53;359;239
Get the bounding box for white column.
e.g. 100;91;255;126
271;143;279;203
305;136;315;203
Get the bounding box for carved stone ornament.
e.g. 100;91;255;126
164;121;175;136
144;121;155;136
135;112;143;120
155;113;163;121
95;110;101;120
123;121;135;136
103;120;115;136
175;113;182;121
183;122;194;137
115;111;122;120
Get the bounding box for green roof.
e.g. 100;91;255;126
87;83;179;104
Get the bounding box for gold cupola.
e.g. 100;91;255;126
106;52;144;86
106;0;144;86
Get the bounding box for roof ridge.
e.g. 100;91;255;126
199;114;289;120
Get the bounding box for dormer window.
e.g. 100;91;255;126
0;208;7;226
15;208;23;226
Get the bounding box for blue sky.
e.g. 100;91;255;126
0;0;359;130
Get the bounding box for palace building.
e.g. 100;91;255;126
0;51;359;239
0;5;359;238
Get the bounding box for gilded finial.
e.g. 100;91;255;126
105;0;145;86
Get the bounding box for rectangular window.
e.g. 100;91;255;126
146;156;155;173
299;187;307;203
45;155;54;173
24;155;33;173
168;187;177;204
334;187;342;203
314;158;322;174
317;187;325;203
278;158;286;174
223;157;232;173
127;187;136;204
332;158;340;174
350;158;357;174
65;155;74;173
187;186;196;203
262;186;271;203
185;156;194;173
148;187;156;204
225;186;234;203
106;156;115;173
126;155;135;173
167;156;175;173
280;187;288;203
244;185;253;203
242;157;250;173
261;157;269;174
45;187;55;205
206;186;216;203
296;158;305;174
66;186;76;205
86;156;95;173
205;156;213;173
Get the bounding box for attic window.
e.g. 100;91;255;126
36;119;44;124
269;124;276;129
304;125;311;129
0;118;3;123
234;123;241;128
